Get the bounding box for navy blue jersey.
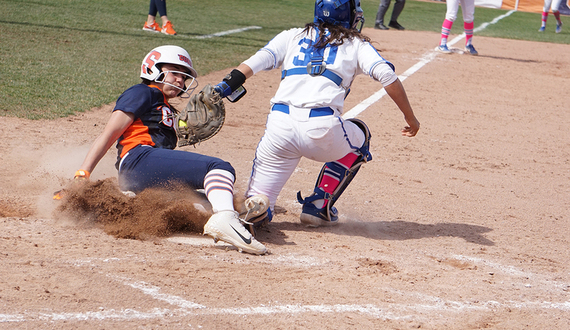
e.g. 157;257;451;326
113;84;177;165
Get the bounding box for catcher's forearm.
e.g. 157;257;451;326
215;69;247;98
384;79;420;136
214;64;253;98
236;64;254;79
385;79;415;120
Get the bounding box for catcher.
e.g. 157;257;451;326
69;45;267;255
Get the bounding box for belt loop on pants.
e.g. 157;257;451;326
271;103;334;117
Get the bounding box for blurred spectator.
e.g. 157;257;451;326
374;0;406;30
142;0;177;35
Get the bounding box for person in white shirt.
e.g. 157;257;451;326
212;0;420;231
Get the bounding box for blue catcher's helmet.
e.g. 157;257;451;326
314;0;364;32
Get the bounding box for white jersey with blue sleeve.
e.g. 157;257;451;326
242;27;397;113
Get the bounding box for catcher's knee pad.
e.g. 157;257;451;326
297;119;372;221
346;118;372;163
322;118;372;205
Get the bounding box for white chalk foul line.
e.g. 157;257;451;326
139;26;262;39
446;9;516;47
193;26;262;39
2;268;569;324
117;276;206;310
343;51;438;119
452;254;570;292
2;299;568;323
343;9;516;120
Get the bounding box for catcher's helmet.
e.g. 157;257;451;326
140;45;198;97
314;0;364;32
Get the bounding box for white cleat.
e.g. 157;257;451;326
203;210;268;255
121;190;136;198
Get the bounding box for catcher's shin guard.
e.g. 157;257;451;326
297;118;372;226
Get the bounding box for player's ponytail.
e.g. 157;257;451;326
302;22;370;49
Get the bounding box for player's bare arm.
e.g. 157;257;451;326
384;79;420;137
235;63;254;79
79;110;135;174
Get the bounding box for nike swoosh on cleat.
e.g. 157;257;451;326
229;225;252;244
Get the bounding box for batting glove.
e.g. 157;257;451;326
74;169;90;180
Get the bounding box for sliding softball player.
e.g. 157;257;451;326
71;45;267;255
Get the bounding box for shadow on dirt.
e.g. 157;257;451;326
263;219;494;246
52;179;493;247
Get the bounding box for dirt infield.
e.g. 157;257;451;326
1;28;569;329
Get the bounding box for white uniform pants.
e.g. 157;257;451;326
246;110;365;210
543;0;563;12
445;0;475;23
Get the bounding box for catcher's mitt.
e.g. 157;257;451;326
175;84;225;147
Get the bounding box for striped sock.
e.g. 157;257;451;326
542;12;548;27
553;11;561;24
440;19;454;46
204;169;235;213
464;21;474;46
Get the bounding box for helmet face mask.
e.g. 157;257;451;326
314;0;365;32
141;45;198;98
352;0;365;32
155;68;198;98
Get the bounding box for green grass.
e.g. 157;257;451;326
1;0;567;119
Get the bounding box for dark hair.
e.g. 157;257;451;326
302;22;370;49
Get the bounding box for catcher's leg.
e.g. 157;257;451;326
245;110;301;231
297;118;372;227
